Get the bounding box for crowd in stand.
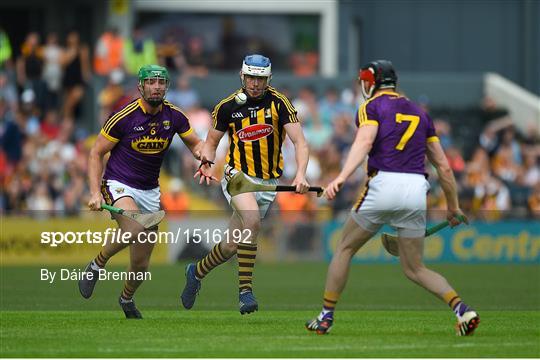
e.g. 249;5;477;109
1;28;539;220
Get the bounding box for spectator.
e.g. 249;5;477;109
40;109;61;140
318;87;348;127
0;96;23;167
26;181;54;215
219;17;243;70
19;89;41;138
93;27;124;76
184;37;208;77
518;150;540;188
123;27;157;76
479;96;509;124
528;182;540;219
157;31;186;72
42;32;63;112
492;145;522;183
478;116;513;156
61;30;91;124
434;119;452;150
290;51;318;77
0;71;18;112
97;68;130;125
161;178;190;214
472;176;511;220
0;28;13;69
166;75;199;111
446;146;466;176
293;86;331;151
328;113;354;156
16;32;46;111
61;172;85;216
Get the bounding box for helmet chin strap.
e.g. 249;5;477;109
360;80;375;99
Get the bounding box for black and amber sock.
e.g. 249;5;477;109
443;290;462;310
195;243;231;280
121;281;136;301
94;250;111;268
237;243;257;293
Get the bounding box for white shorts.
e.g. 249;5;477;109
101;179;161;213
221;165;278;219
350;171;430;238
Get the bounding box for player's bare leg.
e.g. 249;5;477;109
398;235;479;335
307;217;375;334
79;197;144;299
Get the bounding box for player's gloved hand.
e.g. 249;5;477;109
88;192;104;211
323;176;345;200
193;159;218;185
292;175;310;194
447;209;469;227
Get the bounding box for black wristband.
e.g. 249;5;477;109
198;160;215;169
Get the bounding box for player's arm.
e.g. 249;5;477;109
284;122;310;193
194;100;229;184
88;134;116;210
203;99;229;163
426;140;468;226
201;128;225;163
179;130;203;160
194;128;225;185
325;124;378;200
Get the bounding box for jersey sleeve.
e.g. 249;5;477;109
163;101;194;138
277;94;299;125
425;113;439;143
176;110;194;138
100;111;125;143
211;101;230;132
356;101;379;128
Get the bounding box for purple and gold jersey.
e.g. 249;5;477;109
100;99;193;189
355;90;439;175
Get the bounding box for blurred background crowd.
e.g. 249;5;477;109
0;25;539;221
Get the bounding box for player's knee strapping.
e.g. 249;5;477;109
195;243;232;279
237;242;257;292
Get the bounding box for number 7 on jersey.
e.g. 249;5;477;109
395;113;420;150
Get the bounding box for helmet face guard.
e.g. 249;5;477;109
138;64;170;106
240;54;272;98
358;60;397;99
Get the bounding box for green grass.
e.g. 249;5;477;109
1;263;539;357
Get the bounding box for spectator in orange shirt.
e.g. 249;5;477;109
276;190;316;223
94;28;124;76
161;178;190;216
528;182;540;219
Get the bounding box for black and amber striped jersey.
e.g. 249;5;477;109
212;86;299;179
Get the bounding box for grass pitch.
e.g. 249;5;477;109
1;263;539;357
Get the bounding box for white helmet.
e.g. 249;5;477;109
240;54;272;89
